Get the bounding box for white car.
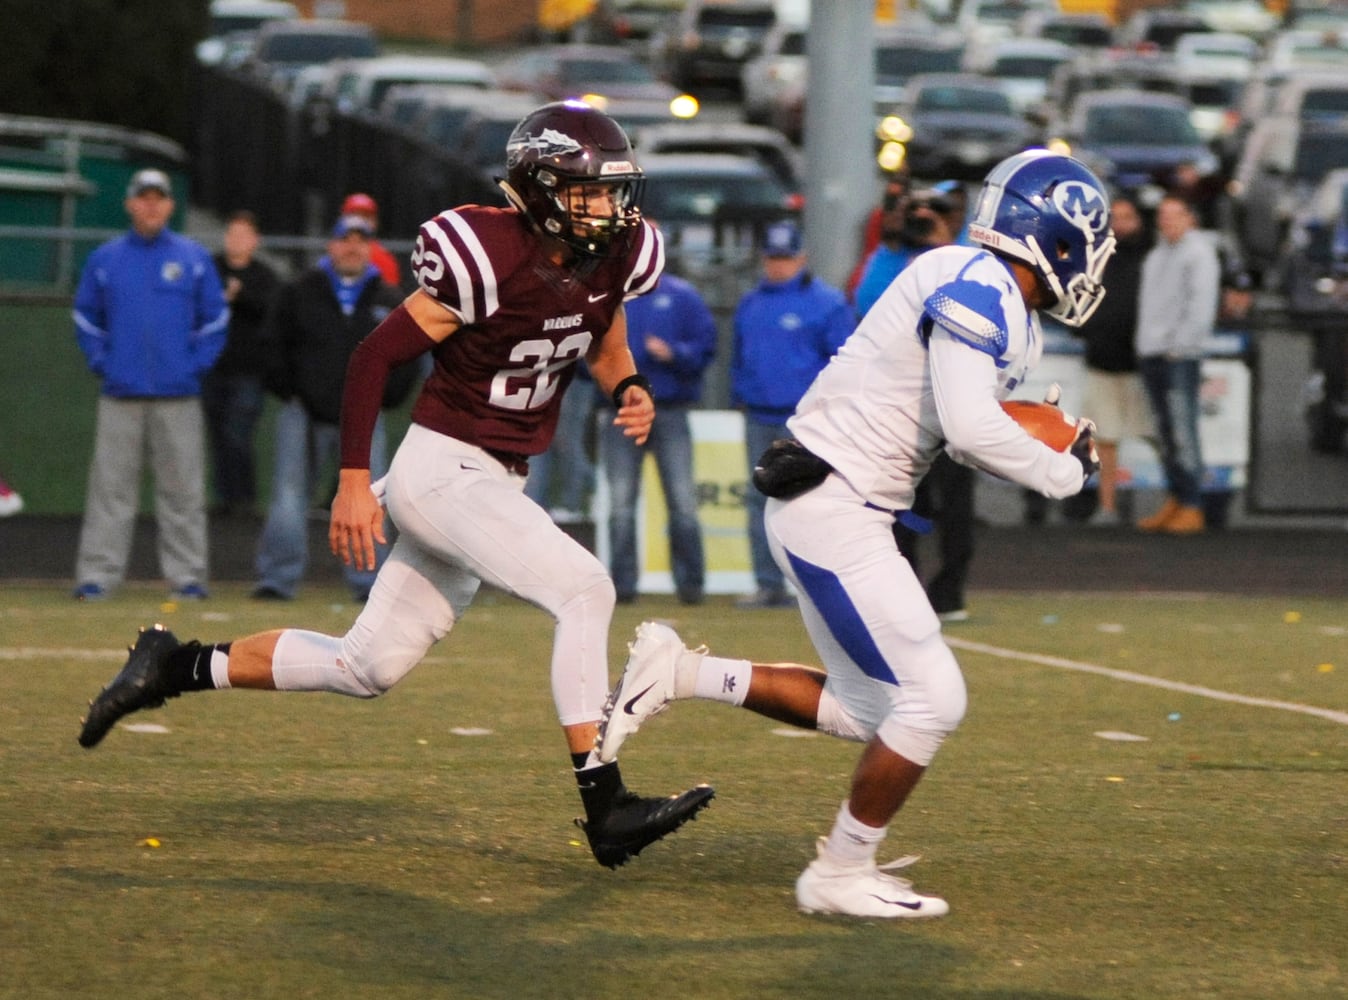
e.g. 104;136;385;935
196;0;298;65
967;37;1074;120
1173;31;1259;80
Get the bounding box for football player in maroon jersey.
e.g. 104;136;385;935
78;101;714;869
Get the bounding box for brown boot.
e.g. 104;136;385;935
1160;505;1205;535
1138;496;1180;532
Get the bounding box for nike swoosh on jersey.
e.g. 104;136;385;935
623;682;659;715
588;292;607;302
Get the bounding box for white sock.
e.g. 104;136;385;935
822;800;886;865
690;654;751;705
210;649;231;689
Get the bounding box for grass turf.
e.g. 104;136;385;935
1;586;1344;999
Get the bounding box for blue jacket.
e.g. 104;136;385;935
731;269;854;424
624;273;717;405
73;229;229;398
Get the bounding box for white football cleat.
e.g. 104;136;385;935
596;621;694;763
795;838;949;919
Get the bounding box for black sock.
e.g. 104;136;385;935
574;759;625;824
162;642;230;692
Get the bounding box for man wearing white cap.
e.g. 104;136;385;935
71;168;229;601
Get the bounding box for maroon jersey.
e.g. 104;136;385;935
407;206;664;455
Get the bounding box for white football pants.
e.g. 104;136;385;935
765;474;968;766
273;425;615;726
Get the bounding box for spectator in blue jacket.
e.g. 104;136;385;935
731;219;855;608
601;270;718;605
71;168;229;601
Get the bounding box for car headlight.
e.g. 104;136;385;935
876;115;913;143
670;94;700;119
877;141;907;172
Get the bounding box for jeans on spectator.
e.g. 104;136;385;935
745;418;789;594
602;402;705;602
1138;355;1204;507
201;371;264;511
255;399;389;599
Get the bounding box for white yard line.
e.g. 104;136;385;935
946;637;1348;727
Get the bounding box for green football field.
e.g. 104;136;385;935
1;585;1344;999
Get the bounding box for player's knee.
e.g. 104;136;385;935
555;566;615;620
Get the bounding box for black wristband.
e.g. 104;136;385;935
611;373;653;408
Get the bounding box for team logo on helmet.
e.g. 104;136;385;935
508;127;583;162
1052;181;1108;237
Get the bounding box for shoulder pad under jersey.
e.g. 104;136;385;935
923;276;1010;359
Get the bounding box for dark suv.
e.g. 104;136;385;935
650;0;778;94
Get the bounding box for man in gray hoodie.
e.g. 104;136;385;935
1135;194;1220;535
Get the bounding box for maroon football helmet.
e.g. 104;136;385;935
501;100;645;258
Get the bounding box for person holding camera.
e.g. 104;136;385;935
853;182;965;317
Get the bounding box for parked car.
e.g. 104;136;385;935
1113;8;1211;51
1048;89;1218;194
967;37;1075;120
196;0;297;65
1172;31;1259;80
244;19;380;91
494;44;699;127
581;0;690;44
321;55;496;116
740;21;807;126
767;23;965;145
636;152;797;280
1231;114;1348;280
649;0;779;94
1261;27;1348;74
1017;10;1114;49
1282;167;1348;452
877;73;1035;181
632;121;803;202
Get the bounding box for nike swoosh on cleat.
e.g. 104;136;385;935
623;682;659;715
870;894;923;910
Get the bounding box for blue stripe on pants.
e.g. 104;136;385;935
784;548;898;686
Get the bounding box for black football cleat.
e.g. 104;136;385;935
78;624;182;748
578;784;715;869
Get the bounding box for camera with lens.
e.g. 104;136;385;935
901;188;954;244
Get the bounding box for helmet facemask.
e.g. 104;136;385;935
1024;227;1116;327
537;169;645;258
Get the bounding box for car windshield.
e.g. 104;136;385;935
699;10;774;31
559;59;656;85
260;33;377;63
1186;79;1243;107
1041;23;1112;46
1302;90;1348;116
1084;104;1200;144
643;171;788;219
875;45;963;79
1294;130;1348;180
915;85;1013;115
994;56;1067;79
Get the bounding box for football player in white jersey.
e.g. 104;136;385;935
599;150;1114;917
77;102;714;870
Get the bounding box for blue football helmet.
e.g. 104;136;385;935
968;150;1116;328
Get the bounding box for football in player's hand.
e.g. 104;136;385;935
1001;400;1078;452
